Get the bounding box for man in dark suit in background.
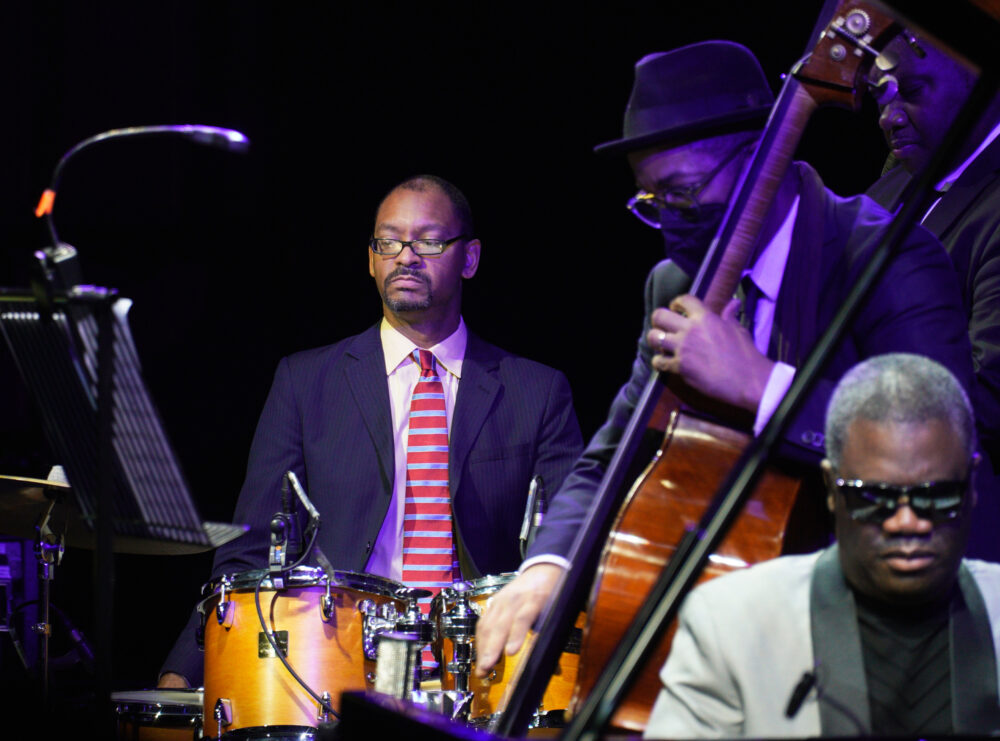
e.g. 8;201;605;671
476;41;974;682
866;29;1000;562
158;174;583;687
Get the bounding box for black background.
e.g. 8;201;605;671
0;1;887;693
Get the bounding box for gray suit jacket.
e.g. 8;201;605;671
646;547;1000;738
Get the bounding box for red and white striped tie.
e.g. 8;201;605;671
401;349;457;669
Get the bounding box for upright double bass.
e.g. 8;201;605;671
493;2;908;736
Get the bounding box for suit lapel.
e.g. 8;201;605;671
951;563;1000;733
449;333;500;504
811;552;1000;735
343;325;395;493
923;137;1000;239
811;545;872;735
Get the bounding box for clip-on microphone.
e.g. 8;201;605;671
268;475;298;589
519;476;545;559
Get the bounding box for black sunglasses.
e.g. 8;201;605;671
833;477;969;524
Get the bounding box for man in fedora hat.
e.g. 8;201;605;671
475;41;972;687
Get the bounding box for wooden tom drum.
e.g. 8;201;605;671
433;573;581;725
199;567;408;737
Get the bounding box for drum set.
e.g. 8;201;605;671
112;569;579;740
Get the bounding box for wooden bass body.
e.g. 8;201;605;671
569;403;829;730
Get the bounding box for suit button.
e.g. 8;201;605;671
365;540;372;552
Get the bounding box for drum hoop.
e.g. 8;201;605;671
111;688;203;704
458;572;517;599
200;566;406;598
112;688;204;722
113;708;202;724
432;573;518;613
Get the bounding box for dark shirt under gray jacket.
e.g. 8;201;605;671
645;547;1000;738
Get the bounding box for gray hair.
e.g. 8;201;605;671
824;353;976;470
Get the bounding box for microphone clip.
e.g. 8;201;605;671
268;511;291;590
785;670;816;719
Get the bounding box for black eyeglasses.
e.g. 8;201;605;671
833;477;970;524
626;140;755;229
369;235;467;256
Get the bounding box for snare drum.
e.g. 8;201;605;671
199;567;408;737
433;573;581;724
112;688;203;740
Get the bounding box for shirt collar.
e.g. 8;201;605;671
380;317;467;379
748;195;800;301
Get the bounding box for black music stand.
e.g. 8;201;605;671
0;285;246;723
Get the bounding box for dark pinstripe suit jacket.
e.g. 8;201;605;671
162;322;582;682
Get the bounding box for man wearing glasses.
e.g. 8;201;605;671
476;41;972;685
645;353;1000;737
158;174;583;688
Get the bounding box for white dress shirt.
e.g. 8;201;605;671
747;196;799;436
365;317;467;580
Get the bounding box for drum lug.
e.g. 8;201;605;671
213;697;232;738
317;691;333;723
215;576;234;628
215;600;234;628
321;580;334;621
359;599;400;661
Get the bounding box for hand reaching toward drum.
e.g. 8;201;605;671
474;563;564;677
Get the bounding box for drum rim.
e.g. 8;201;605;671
112;688;204;723
438;571;516;602
213;725;321;740
200;566;406;598
111;688;204;707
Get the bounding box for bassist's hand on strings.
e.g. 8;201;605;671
648;294;774;413
474;562;563;677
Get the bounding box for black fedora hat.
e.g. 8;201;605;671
594;40;775;156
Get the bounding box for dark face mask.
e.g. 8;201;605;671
658;202;727;276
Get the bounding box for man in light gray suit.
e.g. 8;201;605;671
646;353;1000;738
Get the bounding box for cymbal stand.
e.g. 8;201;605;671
32;496;65;707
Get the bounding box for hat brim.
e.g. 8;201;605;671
593;105;772;156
